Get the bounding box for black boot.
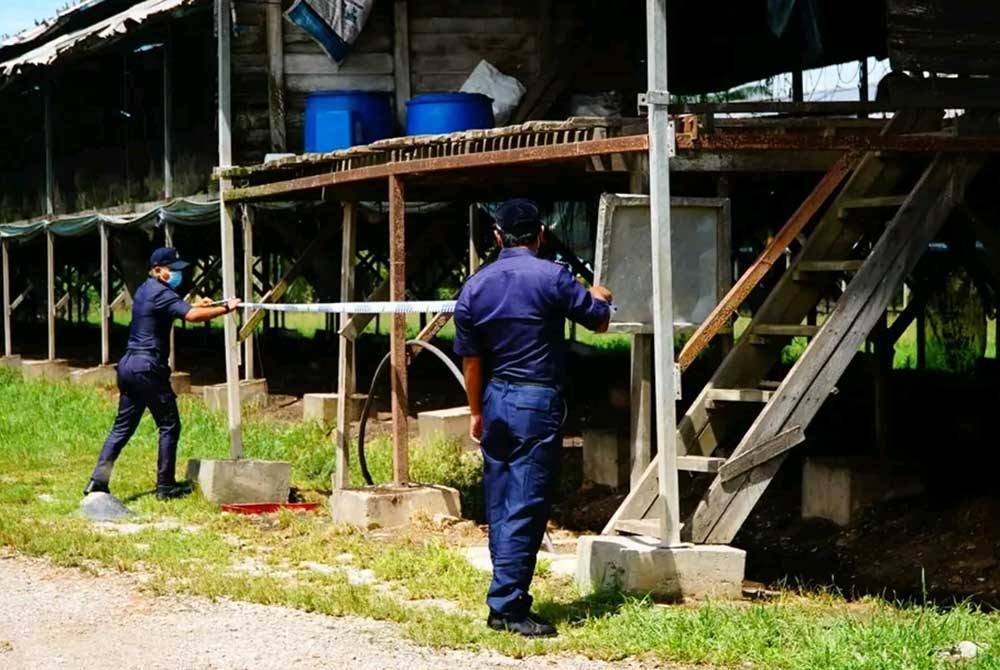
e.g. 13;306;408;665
83;479;110;497
155;481;193;501
487;611;557;638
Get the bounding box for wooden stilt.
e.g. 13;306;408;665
389;175;409;485
335;203;357;490
242;207;255;381
99;223;110;366
2;240;11;357
163;35;174;199
630;333;654;489
47;231;55;361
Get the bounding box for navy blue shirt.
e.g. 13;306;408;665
453;247;611;386
126;278;191;365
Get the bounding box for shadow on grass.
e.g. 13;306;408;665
536;587;631;626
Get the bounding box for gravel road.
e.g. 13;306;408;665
0;555;652;670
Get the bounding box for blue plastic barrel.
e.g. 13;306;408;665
305;91;395;152
406;93;494;136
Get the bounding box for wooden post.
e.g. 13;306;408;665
242;207;255;381
47;231;55;361
164;223;177;370
792;70;804;102
44;84;54;216
874;311;891;462
389;175;409;485
218;0;242;459
393;0;411;127
2;240;11;357
468;205;481;274
630;334;653;489
335;203;358;490
99;223;110;366
266;0;287;152
163;36;174;199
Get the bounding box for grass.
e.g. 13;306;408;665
4;370;1000;667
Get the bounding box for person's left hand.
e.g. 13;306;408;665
195;297;214;307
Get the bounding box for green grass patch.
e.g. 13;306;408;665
3;369;1000;667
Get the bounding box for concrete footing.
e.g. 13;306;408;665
70;365;117;388
0;355;21;371
186;459;291;504
417;406;473;449
576;535;746;602
802;457;925;527
329;485;462;529
203;378;268;411
21;359;70;382
583;429;628;489
302;392;368;424
170;372;192;395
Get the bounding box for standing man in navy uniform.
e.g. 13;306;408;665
454;200;612;637
84;247;241;500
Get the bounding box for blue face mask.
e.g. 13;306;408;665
166;270;183;290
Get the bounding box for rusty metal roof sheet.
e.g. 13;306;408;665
0;0;199;81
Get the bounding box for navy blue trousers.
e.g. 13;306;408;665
481;380;562;617
90;353;181;487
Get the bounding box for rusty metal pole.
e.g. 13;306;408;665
389;175;409;485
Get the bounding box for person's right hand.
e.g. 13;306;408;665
470;414;483;444
590;285;613;303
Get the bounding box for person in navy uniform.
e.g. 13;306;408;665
454;200;612;637
83;247;241;501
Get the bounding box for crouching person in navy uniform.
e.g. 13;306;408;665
84;247;241;501
454;200;612;637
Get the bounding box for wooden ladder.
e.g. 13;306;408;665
606;109;992;544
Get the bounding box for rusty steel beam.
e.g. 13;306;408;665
677;152;859;371
225;135;650;202
681;132;1000;154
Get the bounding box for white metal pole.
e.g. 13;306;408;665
646;0;681;546
218;0;242;459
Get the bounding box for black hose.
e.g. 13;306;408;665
358;339;465;486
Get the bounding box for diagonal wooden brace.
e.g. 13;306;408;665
718;426;805;483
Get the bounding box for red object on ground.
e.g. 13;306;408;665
221;502;320;515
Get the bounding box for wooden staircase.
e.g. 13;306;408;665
606;110;994;545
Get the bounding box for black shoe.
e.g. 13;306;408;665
487;611;557;638
155;481;193;501
83;479;110;497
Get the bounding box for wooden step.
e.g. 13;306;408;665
705;388;775;409
794;260;865;280
615;518;663;537
676;455;727;473
749;324;821;343
838;195;908;218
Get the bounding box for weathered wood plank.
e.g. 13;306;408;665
335;203;357;491
394;0;411;126
718;426;805;483
389;175;409;485
285;74;395;93
266;0;287;153
284;53;394;75
677;456;726;473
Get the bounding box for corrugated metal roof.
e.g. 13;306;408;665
0;0;199;81
0;0;110;50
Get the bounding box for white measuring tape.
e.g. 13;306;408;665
237;300;458;314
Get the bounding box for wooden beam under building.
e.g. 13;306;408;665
265;0;287;152
335;203;357;491
389;175;408;485
163;36;174;199
2;240;11;357
242;207;255;381
44;84;54;216
100;223;110;366
393;0;411;128
47;231;55;360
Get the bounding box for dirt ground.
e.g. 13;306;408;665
0;554;665;670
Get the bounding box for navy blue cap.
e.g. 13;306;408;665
149;247;190;270
494;199;543;236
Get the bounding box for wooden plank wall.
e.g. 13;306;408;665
231;0;565;161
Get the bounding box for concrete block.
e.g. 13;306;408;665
576;535;745;602
203;378;269;411
418;406;474;449
329;485;461;528
302;392;368;424
186;458;291;504
802;457;925;527
21;359;70;382
583;429;627;489
170;372;192;395
70;365;117;388
0;355;21;371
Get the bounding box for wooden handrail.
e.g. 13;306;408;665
677;152;859;370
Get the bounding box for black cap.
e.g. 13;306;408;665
494;199;543;237
149;247;190;270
